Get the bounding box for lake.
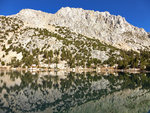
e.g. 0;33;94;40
0;71;150;113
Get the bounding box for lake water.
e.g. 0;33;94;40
0;71;150;113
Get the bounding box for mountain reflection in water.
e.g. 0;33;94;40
0;71;150;113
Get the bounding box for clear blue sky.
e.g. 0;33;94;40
0;0;150;32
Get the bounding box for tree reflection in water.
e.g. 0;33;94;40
0;71;150;113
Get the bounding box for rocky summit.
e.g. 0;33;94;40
0;7;150;69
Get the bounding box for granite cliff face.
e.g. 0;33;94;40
14;7;150;51
49;7;150;50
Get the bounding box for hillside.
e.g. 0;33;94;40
0;7;150;69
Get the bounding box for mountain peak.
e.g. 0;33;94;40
0;7;150;69
18;9;39;15
10;7;149;51
58;7;84;12
15;8;51;28
17;8;50;16
56;7;111;17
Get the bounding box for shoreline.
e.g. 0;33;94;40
0;66;149;73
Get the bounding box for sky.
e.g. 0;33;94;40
0;0;150;32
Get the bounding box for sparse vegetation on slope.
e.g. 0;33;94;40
0;16;150;70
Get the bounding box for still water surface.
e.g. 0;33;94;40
0;71;150;113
